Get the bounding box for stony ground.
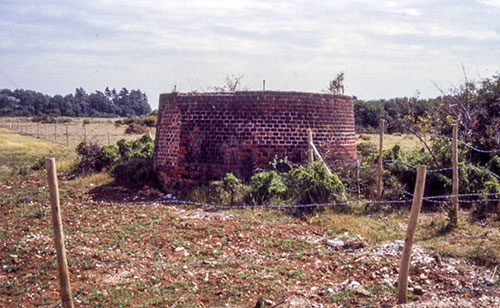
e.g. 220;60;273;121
1;172;499;307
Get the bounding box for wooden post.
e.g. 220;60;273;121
84;125;87;143
357;159;361;197
107;131;111;145
377;119;385;200
54;122;57;140
37;122;40;138
307;129;314;165
397;164;427;304
451;124;459;227
310;140;331;174
46;158;75;308
66;124;69;146
45;123;48;139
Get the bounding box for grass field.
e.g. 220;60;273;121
356;132;431;152
0;117;155;150
1;122;499;307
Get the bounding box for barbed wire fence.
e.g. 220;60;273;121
0;121;153;148
2;123;500;306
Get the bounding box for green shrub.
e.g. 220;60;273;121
144;115;157;127
356;142;378;163
73;141;116;175
268;155;293;173
111;157;156;188
31;157;46;171
287;162;345;205
247;171;287;205
109;134;156;188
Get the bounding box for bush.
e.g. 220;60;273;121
287;162;345;205
199;173;246;205
125;123;149;134
111;157;156;188
31;157;46;171
247;171;287;205
144;115;157;127
110;134;156;188
73;142;118;175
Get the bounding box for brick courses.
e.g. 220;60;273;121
153;91;356;190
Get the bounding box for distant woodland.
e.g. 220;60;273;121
0;87;151;117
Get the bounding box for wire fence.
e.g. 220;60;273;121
0;121;154;148
3;126;500;306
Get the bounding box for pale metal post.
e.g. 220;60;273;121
308;129;314;165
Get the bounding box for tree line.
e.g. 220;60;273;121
354;74;500;160
0;87;151;118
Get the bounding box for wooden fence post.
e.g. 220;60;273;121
45;123;48;139
66;124;69;146
357;159;361;197
84;125;87;143
37;122;40;138
397;164;427;304
308;129;314;165
377;119;385;200
107;131;111;145
46;158;75;308
450;124;459;227
54;122;57;140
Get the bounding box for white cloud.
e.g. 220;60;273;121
0;0;500;106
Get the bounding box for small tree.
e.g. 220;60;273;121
213;74;245;92
328;72;345;95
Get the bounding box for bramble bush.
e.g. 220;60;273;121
111;134;156;188
190;160;345;216
73;142;118;175
73;134;157;188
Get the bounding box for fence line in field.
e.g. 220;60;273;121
2;186;496;274
0;121;153;147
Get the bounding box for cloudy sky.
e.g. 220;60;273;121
1;0;499;108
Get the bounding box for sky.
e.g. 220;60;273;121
1;0;500;109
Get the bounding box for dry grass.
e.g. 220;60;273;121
0;117;155;150
0;127;74;181
356;133;431;152
67;171;114;187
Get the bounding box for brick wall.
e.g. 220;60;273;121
153;91;356;190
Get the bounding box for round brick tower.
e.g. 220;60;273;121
153;91;356;190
